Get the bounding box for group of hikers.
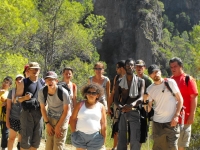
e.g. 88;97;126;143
0;57;198;150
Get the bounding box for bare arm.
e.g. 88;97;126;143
106;79;111;109
100;105;107;144
40;103;54;136
171;92;183;126
187;94;198;124
55;104;70;138
72;84;77;108
70;101;83;132
107;76;117;115
6;99;12;128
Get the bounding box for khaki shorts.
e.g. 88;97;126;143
178;124;191;147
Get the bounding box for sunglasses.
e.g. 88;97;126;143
94;68;103;70
29;68;40;71
87;91;98;95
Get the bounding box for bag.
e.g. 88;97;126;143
43;82;71;104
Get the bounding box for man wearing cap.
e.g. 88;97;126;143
135;59;153;144
144;64;183;150
16;62;45;150
38;71;71;150
114;58;145;150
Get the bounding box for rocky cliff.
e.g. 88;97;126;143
93;0;163;76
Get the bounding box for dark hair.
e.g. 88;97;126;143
3;76;13;85
62;67;73;73
81;83;104;100
117;60;125;68
125;58;135;66
169;57;183;67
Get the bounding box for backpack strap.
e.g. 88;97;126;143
164;78;175;96
57;85;63;101
43;86;48;104
185;75;190;87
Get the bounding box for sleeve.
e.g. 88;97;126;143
38;88;45;104
170;79;180;94
188;78;198;95
7;89;12;100
146;85;154;102
62;88;71;105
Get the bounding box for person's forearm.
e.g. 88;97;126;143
190;96;197;115
70;119;77;132
101;124;107;143
41;108;49;122
6;108;11;123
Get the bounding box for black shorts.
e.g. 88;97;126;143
9;118;20;132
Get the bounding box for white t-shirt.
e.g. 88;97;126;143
76;102;102;134
147;78;180;123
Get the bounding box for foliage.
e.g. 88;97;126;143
0;0;39;51
0;51;28;83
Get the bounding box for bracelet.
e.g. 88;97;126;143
45;121;49;124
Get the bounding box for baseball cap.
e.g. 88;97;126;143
135;60;145;66
15;74;24;79
44;71;58;79
148;64;160;75
29;62;40;69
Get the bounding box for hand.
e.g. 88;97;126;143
24;93;32;101
55;125;63;138
46;123;55;136
171;116;178;127
186;114;195;124
121;104;132;112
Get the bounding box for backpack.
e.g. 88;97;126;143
42;82;74;104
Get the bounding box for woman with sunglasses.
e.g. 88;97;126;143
88;62;110;111
70;83;107;150
6;74;24;150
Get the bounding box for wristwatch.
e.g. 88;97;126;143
45;121;49;124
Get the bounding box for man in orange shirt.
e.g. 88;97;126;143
169;57;198;150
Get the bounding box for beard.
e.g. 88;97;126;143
153;76;161;82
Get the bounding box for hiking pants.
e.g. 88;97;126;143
0;121;8;148
117;110;141;150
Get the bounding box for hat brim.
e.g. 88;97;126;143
29;67;40;69
135;64;145;66
44;76;57;79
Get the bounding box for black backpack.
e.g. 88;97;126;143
42;82;71;104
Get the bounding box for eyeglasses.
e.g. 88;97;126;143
86;91;98;95
94;68;103;70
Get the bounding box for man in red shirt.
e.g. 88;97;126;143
169;57;198;150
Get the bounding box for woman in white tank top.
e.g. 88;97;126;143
70;83;107;150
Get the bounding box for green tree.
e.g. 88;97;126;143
0;51;28;83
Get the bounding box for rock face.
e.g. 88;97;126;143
160;0;200;25
93;0;163;75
